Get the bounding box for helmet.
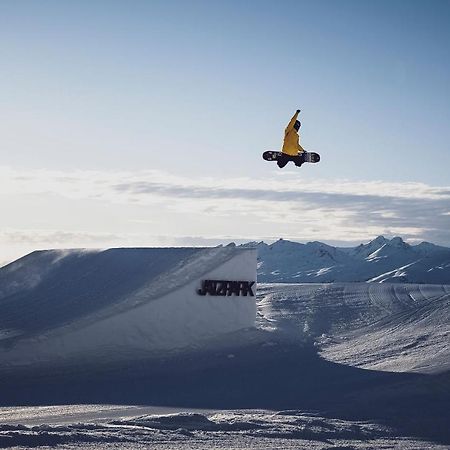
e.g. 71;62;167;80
294;120;301;131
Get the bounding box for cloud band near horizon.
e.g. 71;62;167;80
1;166;449;262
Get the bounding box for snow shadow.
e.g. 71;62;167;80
1;338;449;446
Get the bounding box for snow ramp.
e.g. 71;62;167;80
0;245;257;372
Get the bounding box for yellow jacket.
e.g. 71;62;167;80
282;111;305;156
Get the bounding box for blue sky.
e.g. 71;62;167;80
1;0;450;262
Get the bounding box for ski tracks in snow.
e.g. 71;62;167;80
257;282;450;374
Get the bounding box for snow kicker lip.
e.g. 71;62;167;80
0;246;256;339
0;246;258;371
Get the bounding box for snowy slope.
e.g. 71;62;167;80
0;280;449;448
1;407;447;450
256;236;450;283
258;282;450;374
0;246;257;372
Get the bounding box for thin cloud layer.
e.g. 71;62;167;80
1;166;449;263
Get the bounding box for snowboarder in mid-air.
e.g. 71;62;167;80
262;110;320;168
278;109;304;168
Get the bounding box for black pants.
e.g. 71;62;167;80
277;153;303;168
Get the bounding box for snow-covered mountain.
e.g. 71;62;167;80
255;236;450;283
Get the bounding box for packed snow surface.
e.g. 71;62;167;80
0;246;256;371
0;248;449;448
258;283;450;374
1;406;448;449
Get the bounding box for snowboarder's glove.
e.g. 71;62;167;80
296;109;301;113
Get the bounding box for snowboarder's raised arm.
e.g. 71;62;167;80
285;110;300;134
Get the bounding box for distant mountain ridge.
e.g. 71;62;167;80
254;236;450;284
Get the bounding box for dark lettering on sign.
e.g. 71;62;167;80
197;280;255;297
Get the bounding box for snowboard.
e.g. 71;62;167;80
262;151;320;164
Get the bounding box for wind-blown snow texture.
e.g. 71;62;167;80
255;235;450;283
2;407;448;449
0;246;449;448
